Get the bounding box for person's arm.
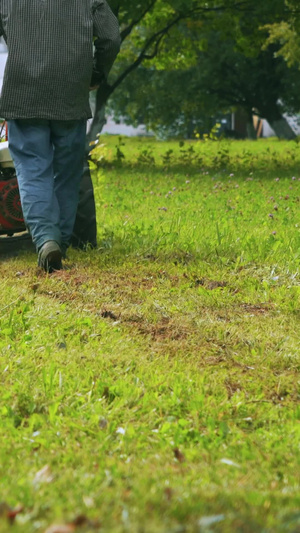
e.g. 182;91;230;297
91;0;121;88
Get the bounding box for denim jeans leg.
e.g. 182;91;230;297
7;119;61;250
51;120;87;250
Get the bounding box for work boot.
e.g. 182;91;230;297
38;240;62;273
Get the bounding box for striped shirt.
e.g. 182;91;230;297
0;0;120;120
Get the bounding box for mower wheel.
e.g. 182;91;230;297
0;232;34;256
71;162;97;250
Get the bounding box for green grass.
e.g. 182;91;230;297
0;137;299;532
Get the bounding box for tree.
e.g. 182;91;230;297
107;1;300;139
88;0;261;143
263;0;300;68
90;0;300;141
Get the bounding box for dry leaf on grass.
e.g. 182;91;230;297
0;502;23;524
101;309;118;320
33;465;53;485
220;458;240;468
198;514;225;527
173;448;185;463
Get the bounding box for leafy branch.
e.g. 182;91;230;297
111;14;183;92
89;0;268;143
120;0;158;42
112;1;251;93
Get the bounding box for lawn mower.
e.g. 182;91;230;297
0;123;97;255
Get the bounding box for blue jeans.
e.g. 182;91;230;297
7;119;87;251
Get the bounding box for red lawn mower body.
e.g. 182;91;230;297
0;140;26;236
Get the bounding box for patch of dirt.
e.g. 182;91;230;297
225;378;242;399
101;309;118;320
195;278;228;290
49;269;159;295
50;270;89;286
240;303;274;315
126;316;189;342
204;355;227;366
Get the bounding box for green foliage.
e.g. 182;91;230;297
263;21;300;68
97;1;299;118
261;0;300;68
107;0;300;138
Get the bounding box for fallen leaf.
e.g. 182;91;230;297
83;496;95;508
174;448;185;463
195;278;227;290
101;310;117;320
98;417;108;429
71;515;89;526
57;342;67;350
206;280;227;290
220;458;240;468
164;487;173;501
198;514;225;528
6;505;24;524
33;465;53;485
0;502;23;524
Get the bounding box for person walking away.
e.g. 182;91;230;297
0;0;120;272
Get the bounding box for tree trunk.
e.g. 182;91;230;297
247;119;257;140
86;83;113;151
268;116;297;140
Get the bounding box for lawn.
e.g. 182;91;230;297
0;137;299;533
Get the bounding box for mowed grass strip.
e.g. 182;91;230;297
0;138;299;532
